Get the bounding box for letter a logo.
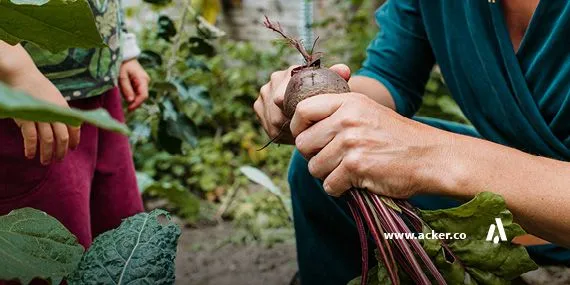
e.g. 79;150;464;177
486;218;508;244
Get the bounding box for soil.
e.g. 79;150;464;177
175;221;298;285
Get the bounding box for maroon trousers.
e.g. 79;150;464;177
0;87;144;248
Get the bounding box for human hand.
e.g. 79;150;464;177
119;59;150;111
254;64;351;144
290;92;455;198
9;72;80;165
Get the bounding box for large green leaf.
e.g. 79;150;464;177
68;209;181;285
0;83;129;134
420;192;538;285
0;0;105;52
0;208;84;285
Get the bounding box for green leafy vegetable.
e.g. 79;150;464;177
68;209;181;285
348;192;538;285
0;208;84;285
0;83;129;134
0;0;105;52
419;192;538;285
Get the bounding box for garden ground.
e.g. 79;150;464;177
175;221;298;285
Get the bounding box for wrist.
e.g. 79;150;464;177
0;43;40;84
414;132;475;198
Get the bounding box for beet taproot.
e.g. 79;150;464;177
259;16;349;148
283;67;350;119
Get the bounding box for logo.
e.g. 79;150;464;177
486;218;507;244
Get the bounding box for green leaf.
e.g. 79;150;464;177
157;98;199;153
420;192;538;284
0;83;129;134
187;37;215;56
68;210;181;285
0;0;105;52
139;50;164;68
157;15;177;41
171;80;213;113
0;208;84;285
239;166;282;197
147;181;201;224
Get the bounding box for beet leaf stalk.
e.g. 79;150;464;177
349;188;447;285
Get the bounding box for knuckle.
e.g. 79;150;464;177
308;159;323;179
270;71;282;81
344;151;364;173
295;101;310;119
42;136;54;145
253;99;261;112
340;116;363;128
259;84;270;98
58;134;69;144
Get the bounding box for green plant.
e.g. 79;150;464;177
0;208;180;285
0;0;127;133
348;193;538;285
0;0;104;52
129;2;294;224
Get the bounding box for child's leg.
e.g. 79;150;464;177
0;113;100;248
89;87;144;237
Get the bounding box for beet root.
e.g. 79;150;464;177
283;67;350;119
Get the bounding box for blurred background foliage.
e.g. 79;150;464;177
126;0;466;245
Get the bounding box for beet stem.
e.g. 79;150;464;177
351;190;399;285
348;200;370;285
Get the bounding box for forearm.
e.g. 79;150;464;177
430;133;570;246
349;75;396;111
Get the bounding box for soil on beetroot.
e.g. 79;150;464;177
175;221;298;285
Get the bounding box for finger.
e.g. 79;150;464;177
307;134;344;179
322;162;352;197
253;98;268;132
37;122;54;165
295;115;339;158
129;77;149;111
67;125;81;150
18;121;38;159
52;122;69;162
120;75;135;103
135;75;149;98
290;93;346;137
329;64;351;81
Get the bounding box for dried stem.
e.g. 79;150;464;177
263;16;322;67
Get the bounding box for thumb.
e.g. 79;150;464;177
329;64;351;81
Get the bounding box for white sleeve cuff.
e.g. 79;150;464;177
122;32;141;61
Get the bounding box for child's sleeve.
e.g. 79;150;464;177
120;3;142;61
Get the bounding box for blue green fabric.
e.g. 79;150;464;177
290;0;570;283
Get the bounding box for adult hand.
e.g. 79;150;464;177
119;59;150;111
9;72;80;165
290;92;455;198
254;64;351;144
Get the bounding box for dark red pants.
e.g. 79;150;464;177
0;87;144;248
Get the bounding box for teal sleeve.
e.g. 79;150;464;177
355;0;435;117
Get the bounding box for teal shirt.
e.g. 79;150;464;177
356;0;570;265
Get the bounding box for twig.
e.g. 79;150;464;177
263;16;321;67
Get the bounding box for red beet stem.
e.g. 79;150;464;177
348;200;370;285
350;190;400;284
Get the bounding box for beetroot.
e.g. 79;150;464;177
284;67;349;118
263;16;350;119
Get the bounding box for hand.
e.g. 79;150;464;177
290;92;454;198
254;64;351;144
9;72;80;165
119;59;150;111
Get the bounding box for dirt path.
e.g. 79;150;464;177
175;221;298;285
